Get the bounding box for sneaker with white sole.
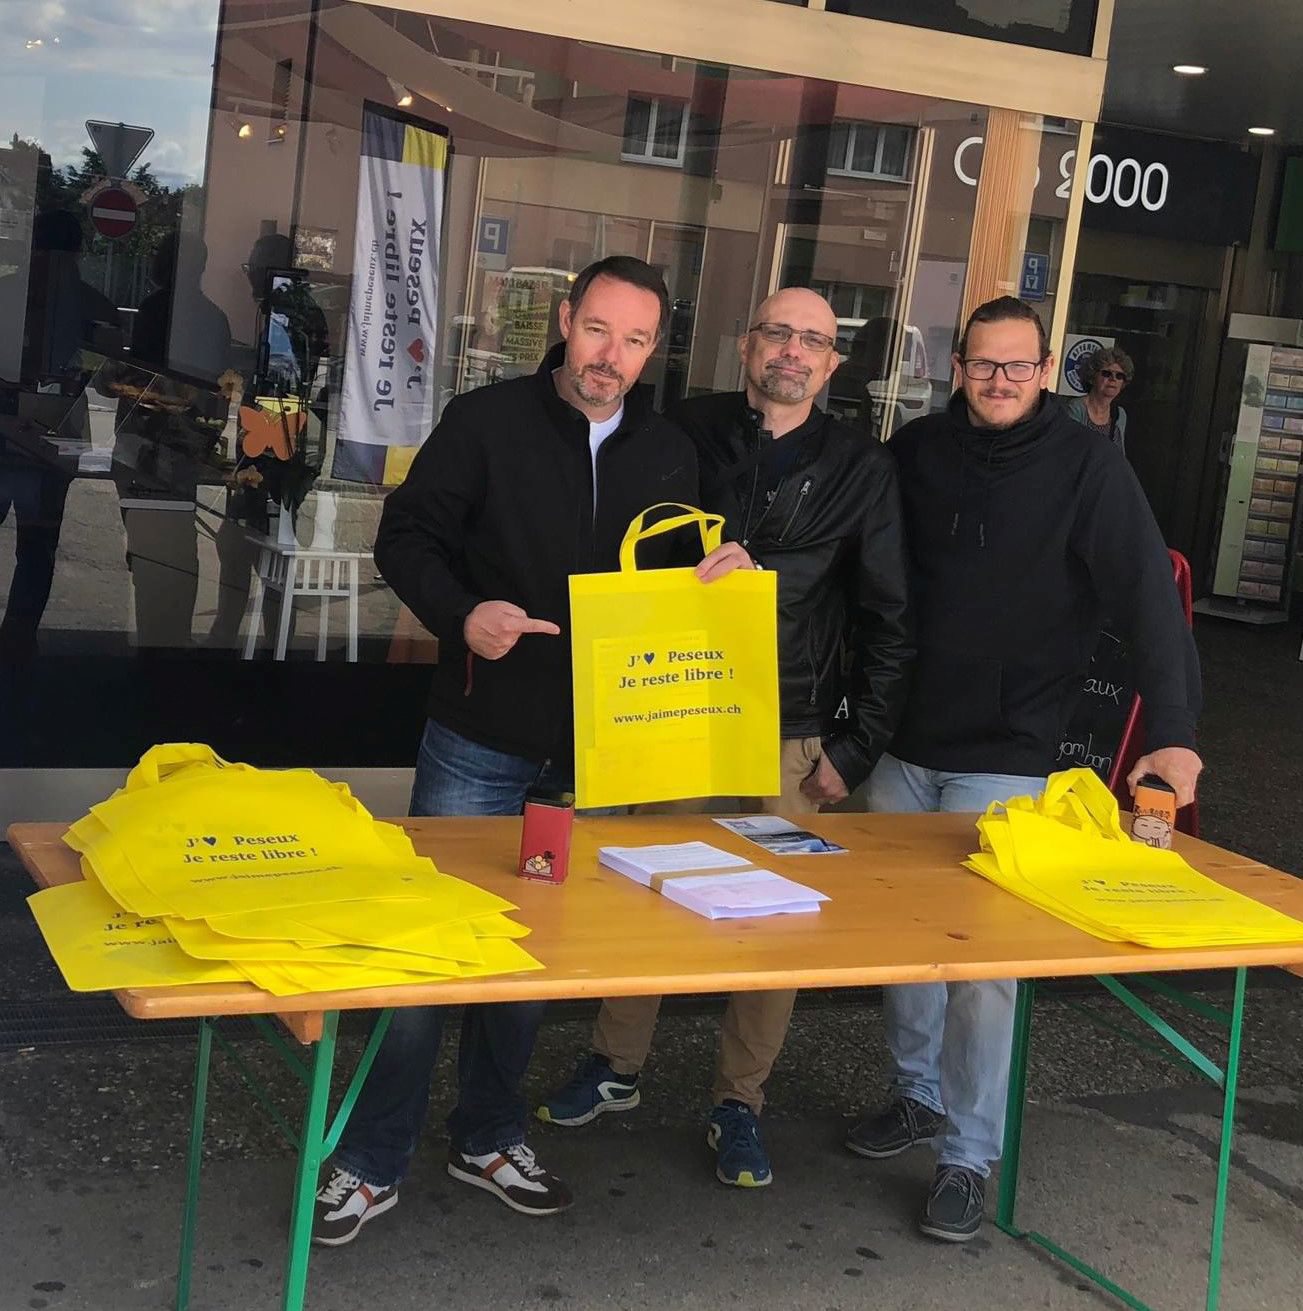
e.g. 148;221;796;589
447;1142;573;1216
845;1095;945;1160
537;1053;641;1127
311;1166;398;1246
919;1164;986;1242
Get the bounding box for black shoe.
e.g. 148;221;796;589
918;1165;985;1243
844;1096;945;1159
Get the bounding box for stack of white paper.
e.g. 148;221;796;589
598;842;752;887
659;870;829;920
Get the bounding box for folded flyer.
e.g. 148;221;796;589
714;815;847;856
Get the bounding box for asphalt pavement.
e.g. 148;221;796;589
1;612;1301;1310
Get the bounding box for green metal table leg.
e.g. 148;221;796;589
281;1012;340;1311
994;970;1251;1311
175;1016;215;1311
1205;967;1247;1311
996;979;1035;1234
324;1008;392;1155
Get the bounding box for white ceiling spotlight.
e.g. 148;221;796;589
1171;64;1208;76
387;77;414;108
1248;126;1277;136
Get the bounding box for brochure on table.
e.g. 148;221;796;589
714;815;847;856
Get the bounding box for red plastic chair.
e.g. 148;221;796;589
1106;550;1199;836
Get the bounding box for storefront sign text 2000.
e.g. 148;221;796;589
953;137;1170;213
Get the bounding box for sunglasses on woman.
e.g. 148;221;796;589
1097;369;1129;382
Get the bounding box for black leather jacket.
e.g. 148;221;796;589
670;392;913;791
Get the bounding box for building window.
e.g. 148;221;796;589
827;122;913;181
622;96;689;167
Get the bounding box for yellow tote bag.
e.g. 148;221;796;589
86;757;439;919
967;767;1303;948
28;882;247;992
570;504;780;809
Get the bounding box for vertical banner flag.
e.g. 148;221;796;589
334;103;449;486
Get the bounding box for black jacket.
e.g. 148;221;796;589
376;344;698;764
887;390;1201;776
670;392;913;791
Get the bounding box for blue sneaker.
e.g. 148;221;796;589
706;1101;772;1188
536;1053;640;1127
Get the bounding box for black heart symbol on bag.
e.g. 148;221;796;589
642;652;655;664
202;836;218;847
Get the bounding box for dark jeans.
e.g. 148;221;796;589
334;718;574;1187
0;462;71;643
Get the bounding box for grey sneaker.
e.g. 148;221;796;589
311;1166;397;1246
844;1095;945;1159
919;1165;986;1242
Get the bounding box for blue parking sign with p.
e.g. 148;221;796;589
478;216;510;257
1020;252;1049;301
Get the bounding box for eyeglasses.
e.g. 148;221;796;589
1097;369;1129;381
961;358;1045;382
748;322;836;353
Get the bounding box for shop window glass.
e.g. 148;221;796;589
0;0;1074;768
825;0;1098;56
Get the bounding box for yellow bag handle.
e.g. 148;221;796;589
124;743;230;792
1038;767;1128;841
618;503;724;573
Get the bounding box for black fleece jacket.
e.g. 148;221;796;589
375;344;698;765
887;390;1200;777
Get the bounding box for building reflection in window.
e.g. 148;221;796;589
0;0;1073;766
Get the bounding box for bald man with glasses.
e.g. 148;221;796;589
538;287;913;1191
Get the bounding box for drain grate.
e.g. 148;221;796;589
0;997;201;1048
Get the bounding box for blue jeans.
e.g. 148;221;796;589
867;752;1047;1177
334;718;575;1187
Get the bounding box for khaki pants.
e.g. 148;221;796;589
591;736;823;1113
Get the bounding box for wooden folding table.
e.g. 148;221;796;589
10;813;1303;1311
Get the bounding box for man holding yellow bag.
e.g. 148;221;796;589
312;257;750;1246
540;287;913;1190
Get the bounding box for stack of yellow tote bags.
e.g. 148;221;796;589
965;768;1303;948
28;744;541;995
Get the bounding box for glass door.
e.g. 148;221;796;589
1067;275;1212;535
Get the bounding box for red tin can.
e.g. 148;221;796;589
518;788;574;883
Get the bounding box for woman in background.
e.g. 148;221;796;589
1066;346;1133;455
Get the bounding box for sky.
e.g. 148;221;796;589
2;1;220;186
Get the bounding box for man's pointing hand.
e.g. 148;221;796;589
464;600;561;659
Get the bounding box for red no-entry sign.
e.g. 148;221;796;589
90;186;137;240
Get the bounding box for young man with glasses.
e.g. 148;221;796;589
844;295;1201;1242
539;286;913;1190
